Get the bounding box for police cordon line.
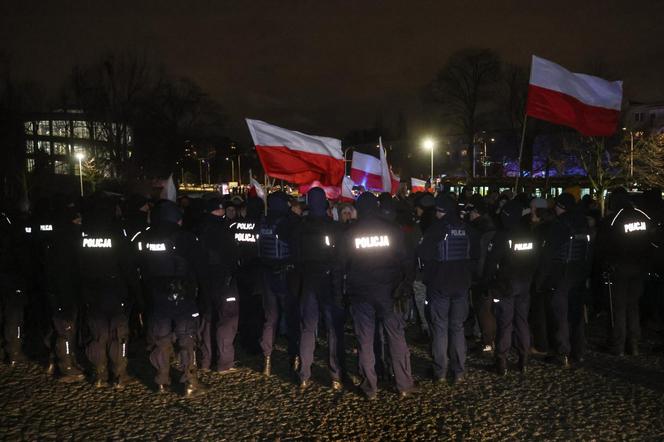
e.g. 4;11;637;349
0;185;662;399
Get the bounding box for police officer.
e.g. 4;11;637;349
417;194;473;384
42;198;86;382
137;200;209;397
231;196;264;354
295;188;345;391
342;192;416;399
79;195;140;388
0;209;32;365
597;188;653;356
538;193;591;367
195;197;241;373
484;200;539;375
258;191;300;376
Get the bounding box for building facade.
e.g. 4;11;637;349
23;109;133;177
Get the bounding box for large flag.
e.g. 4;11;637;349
246;119;345;186
526;56;623;136
411;177;427;193
298;176;356;202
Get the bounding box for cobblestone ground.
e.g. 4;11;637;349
1;319;664;441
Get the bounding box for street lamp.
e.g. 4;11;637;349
75;152;85;197
422;138;435;182
622;127;635;181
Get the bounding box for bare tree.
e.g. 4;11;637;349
616;133;664;189
430;49;501;177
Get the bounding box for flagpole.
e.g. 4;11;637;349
514;114;528;193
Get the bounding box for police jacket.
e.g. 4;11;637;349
596;206;654;274
341;213;412;295
417;215;473;293
195;214;239;277
136;223;208;305
78;227;140;308
229;216;261;267
258;213;298;267
468;214;496;282
483;226;539;298
0;212;33;297
293;215;340;273
538;210;592;287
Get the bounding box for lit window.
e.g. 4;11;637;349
24;122;34;134
54;160;69;175
73;121;90;139
26;158;35;172
38;121;51;136
52;121;70;137
26;140;34;154
37;141;51;153
94;123;109;141
53;143;68;155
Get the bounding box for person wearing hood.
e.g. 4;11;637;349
136;199;209;397
341;192;417;399
231;196;264;355
294;188;345;391
78;194;141;388
595;188;654;356
417;193;474;384
483;200;539;375
194;197;240;373
538;192;592;368
257;191;301;376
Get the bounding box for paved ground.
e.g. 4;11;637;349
1;320;664;440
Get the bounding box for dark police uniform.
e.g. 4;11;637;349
417;194;473;383
342;192;415;399
258;191;300;375
539;193;591;365
0;211;32;365
597;191;653;355
195;199;241;372
230;197;264;354
294;188;345;389
79;197;140;387
136;200;208;396
484;200;539;374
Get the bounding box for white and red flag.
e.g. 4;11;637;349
246;119;345;186
350;142;399;194
526;56;623;136
298;176;356;202
411;177;427;193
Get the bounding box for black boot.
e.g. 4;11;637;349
627;339;639;356
495;357;508;376
59;365;85;383
94;368;108;388
185;380;209;398
517;354;528;374
262;355;272;376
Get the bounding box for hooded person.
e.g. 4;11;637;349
417;192;475;384
257;191;301;376
135;199;210;397
483;200;539;375
292;187;346;391
341;191;417;399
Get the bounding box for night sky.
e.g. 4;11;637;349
2;0;664;144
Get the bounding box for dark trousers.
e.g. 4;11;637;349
51;304;79;372
260;268;300;358
298;272;345;382
550;270;586;358
530;287;554;353
494;280;531;359
350;286;414;396
1;289;26;359
426;287;469;378
237;265;263;353
610;271;645;353
213;279;240;371
471;285;496;348
149;300;198;386
86;310;129;380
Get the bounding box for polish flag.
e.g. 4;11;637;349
379;138;400;195
411;177;427;193
246;119;345;186
298;176;356;202
526;56;623;136
350;148;399;193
